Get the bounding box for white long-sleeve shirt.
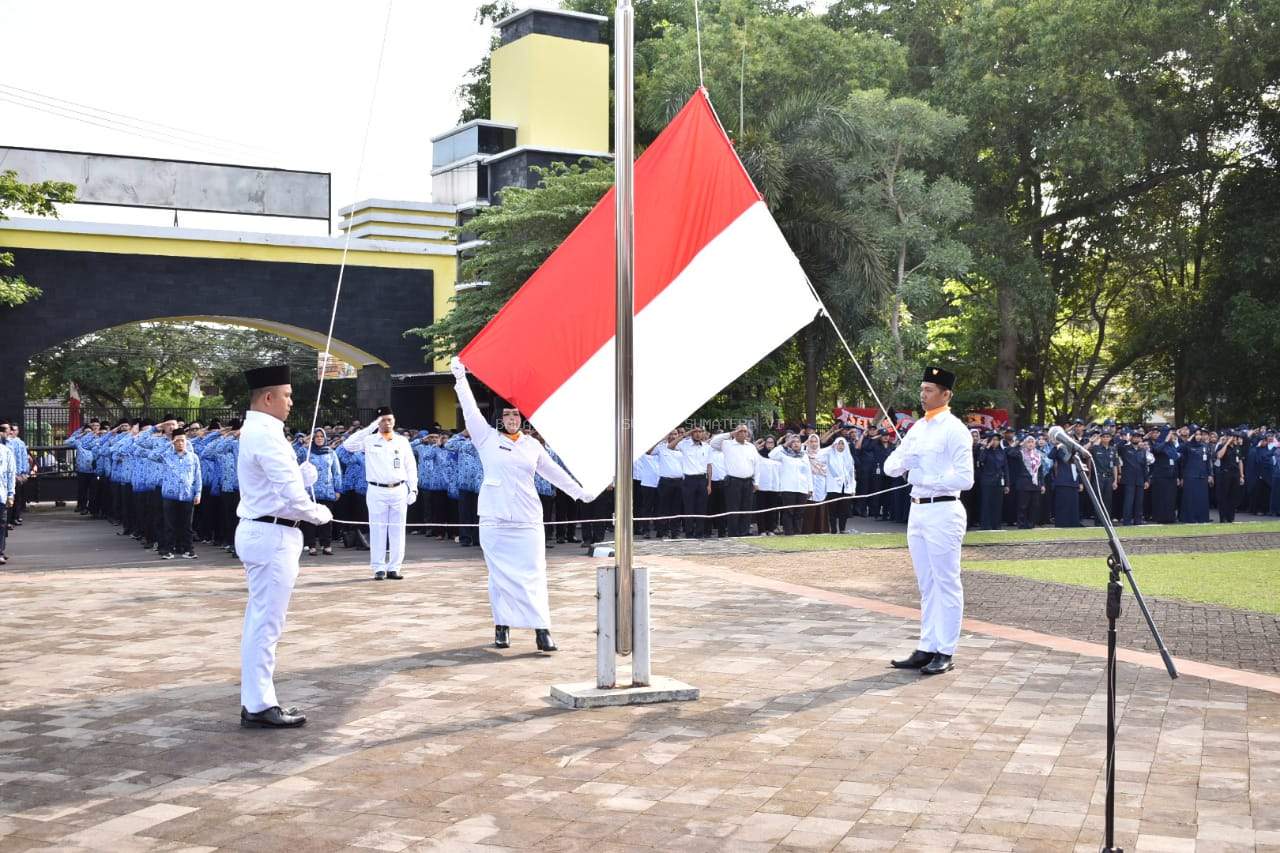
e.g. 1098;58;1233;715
342;422;418;495
770;447;814;495
235;410;328;523
655;445;684;479
676;437;711;477
883;408;975;499
754;457;781;492
633;452;659;488
455;373;586;524
709;433;759;479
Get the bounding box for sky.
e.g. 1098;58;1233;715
0;0;564;234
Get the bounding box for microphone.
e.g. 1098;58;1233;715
1048;425;1089;458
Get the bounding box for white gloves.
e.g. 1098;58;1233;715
310;503;333;526
299;461;318;487
407;490;418;506
450;356;467;380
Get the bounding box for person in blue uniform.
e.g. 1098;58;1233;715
1089;430;1120;524
445;430;483;547
424;435;452;540
154;428;202;559
301;428;342;556
1050;440;1083;527
66;422;99;515
1214;432;1244;523
336;438;368;549
975;431;1008;530
6;424;30;526
1118;430;1150;525
1149;427;1180;523
1006;435;1045;529
1178;427;1213;523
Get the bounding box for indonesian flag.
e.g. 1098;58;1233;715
459;89;820;494
68;381;82;432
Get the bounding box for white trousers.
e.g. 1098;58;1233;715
237;521;302;712
905;500;967;655
478;522;551;628
366;485;408;575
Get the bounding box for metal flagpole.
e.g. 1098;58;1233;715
614;0;637;664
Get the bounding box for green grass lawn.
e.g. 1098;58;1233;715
962;549;1280;614
754;519;1280;552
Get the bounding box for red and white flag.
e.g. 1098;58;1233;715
459;89;820;494
68;381;82;432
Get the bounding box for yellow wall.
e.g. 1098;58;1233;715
490;34;609;153
434;385;457;430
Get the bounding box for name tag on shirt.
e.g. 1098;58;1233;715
499;445;513;452
393;457;401;469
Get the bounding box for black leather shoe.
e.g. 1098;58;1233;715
890;650;934;669
494;625;510;648
385;570;403;580
921;653;954;675
534;629;557;652
240;706;306;728
373;571;385;580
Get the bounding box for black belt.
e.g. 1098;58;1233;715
369;481;404;488
911;495;958;504
252;515;304;528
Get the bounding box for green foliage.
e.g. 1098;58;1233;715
455;1;517;123
407;160;615;361
1;169;77;308
26;322;354;416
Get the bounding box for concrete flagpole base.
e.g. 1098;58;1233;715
551;675;700;709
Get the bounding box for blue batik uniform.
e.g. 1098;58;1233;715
158;447;202;502
93;433;115;480
445;434;483;494
109;433;133;484
338;447;367;496
1178;439;1212;523
131;429;163;493
412;440;433;493
216;437;240;496
9;436;30;477
195;433;222;496
66;431;95;473
306;448;343;502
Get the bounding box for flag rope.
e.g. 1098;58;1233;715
693;0;705;88
321;482;911;529
304;0;395;469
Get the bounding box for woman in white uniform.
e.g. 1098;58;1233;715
450;358;592;651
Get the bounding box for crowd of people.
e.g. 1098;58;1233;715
1;413;1277;570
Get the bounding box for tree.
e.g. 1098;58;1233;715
26;322;354;419
407;160;615;361
455;1;517;123
840;89;971;404
1;170;77;308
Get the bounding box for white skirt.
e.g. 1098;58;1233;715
478;522;551;628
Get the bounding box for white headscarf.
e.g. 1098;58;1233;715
821;437;855;493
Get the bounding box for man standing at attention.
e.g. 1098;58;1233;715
884;367;974;676
237;365;332;728
342;406;417;580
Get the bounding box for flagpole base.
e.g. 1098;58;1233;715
550;675;699;709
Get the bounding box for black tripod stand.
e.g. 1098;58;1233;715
1068;449;1178;853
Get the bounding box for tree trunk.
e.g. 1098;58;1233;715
804;326;818;427
996;280;1019;424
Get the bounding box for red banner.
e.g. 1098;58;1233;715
833;406;914;432
963;408;1010;429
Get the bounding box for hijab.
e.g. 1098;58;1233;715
822;437;854;485
1021;440;1040;478
805;435;827;474
310;428;332;455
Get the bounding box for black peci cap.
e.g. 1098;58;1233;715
243;364;291;390
375;406;394;418
922;366;955;390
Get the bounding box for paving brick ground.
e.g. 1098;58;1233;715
2;511;1280;851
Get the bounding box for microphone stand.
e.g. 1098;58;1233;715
1065;445;1178;853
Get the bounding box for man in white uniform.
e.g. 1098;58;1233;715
451;357;591;652
236;364;332;728
884;366;974;675
342;406;417;580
